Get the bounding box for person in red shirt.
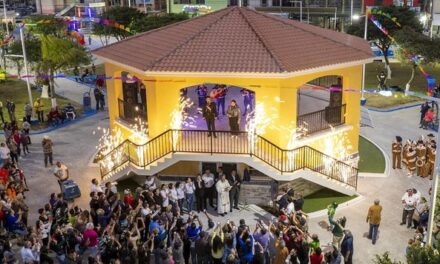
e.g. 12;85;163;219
0;165;9;185
310;247;324;264
421;107;435;129
12;130;21;156
123;189;135;208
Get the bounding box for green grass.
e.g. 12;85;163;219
358;136;386;173
363;62;438;108
365;62;440;93
302;189;356;213
0;79;82;130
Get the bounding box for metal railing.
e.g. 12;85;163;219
118;98;147;124
99;129;358;189
297;104;346;134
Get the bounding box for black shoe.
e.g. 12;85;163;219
220;213;225;216
224;212;227;215
400;222;405;225
234;206;239;209
230;209;233;212
372;240;376;245
214;207;217;210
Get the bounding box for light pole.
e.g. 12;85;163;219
353;10;369;105
2;0;9;36
143;0;147;13
289;0;303;22
350;0;354;25
20;26;33;107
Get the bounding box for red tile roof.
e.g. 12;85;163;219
93;7;373;74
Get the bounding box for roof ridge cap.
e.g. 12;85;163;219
145;8;236;71
246;8;372;57
238;8;286;72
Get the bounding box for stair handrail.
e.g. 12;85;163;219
100;129;358;188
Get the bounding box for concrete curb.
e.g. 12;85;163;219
366;102;423;112
358;135;391;178
307;195;366;219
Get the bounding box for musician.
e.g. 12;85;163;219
427;143;436;180
216;85;228;116
196;85;208;108
227;169;242;212
407;147;417;177
202;97;217;138
392;136;403;169
402;140;411;166
415;140;427;177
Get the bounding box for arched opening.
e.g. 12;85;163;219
297;75;345;134
118;72;147;124
179;84;255;132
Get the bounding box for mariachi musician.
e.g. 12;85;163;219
392;136;403;169
415;140;427;177
407;147;417;177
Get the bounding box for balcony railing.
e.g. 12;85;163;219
118;98;147;124
100;129;358;189
297;104;346;135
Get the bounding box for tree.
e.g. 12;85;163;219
347;5;423;78
373;252;403;264
38;35;91;105
92;7;141;44
24;15;66;37
394;26;440;91
406;245;440;264
131;13;189;33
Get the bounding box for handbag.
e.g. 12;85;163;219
412;210;420;221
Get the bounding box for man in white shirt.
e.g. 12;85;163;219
202;169;215;208
144;175;157;191
401;189;418;228
90;178;103;193
54;161;69;190
0;142;10;165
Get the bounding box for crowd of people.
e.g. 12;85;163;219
0;155;362;264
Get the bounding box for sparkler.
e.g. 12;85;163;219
322;127;354;183
170;96;195;149
96;127;124;179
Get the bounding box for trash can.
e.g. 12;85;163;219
83;92;91;112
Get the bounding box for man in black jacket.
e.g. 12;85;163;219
202;97;217;138
227;169;241;212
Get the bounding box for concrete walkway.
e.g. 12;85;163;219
307;106;431;263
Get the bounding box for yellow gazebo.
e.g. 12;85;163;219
94;6;373;195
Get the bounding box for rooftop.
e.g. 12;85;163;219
94;7;373;75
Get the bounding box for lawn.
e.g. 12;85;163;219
364;61;437;108
365;62;440;92
0;79;82;130
358;136;386;173
302;188;356;213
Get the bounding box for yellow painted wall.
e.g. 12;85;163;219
104;62;362;156
159;161;201;175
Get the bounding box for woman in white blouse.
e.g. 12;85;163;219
184;177;196;212
160;184;169;209
176;182;185;213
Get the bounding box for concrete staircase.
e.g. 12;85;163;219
101;152;357;196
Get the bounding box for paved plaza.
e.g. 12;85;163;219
11;75;431;263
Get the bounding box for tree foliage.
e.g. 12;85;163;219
347;6;423;72
8;37;42;64
92;7;189;44
406;245;440;264
24;15;66;37
131;13;189;33
92;7;141;42
372;252;403;264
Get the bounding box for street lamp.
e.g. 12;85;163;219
352;11;369;105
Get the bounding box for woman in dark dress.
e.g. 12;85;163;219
194;174;206;212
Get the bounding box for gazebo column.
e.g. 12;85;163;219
279;85;298;148
105;64;123;131
342;65;363;154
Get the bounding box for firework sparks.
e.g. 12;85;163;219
323;127;354;183
170;96;195;149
